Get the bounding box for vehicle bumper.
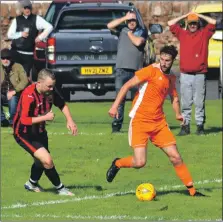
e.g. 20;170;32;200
48;66;116;91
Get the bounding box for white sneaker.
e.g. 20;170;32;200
57;187;74;196
24;181;43;192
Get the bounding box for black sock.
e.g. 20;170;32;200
44;166;63;188
30;163;44;185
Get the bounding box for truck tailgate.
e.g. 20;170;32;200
52;30;118;65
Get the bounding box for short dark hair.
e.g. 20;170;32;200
160;45;178;60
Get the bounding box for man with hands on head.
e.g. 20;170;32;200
168;12;216;136
13;69;78;196
107;10;147;133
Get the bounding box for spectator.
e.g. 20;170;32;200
7;0;53;78
107;11;147;133
168;13;216;135
1;48;29;127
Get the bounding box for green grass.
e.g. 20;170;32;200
1;100;222;221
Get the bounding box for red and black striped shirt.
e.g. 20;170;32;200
13;83;65;135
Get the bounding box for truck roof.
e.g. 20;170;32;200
50;0;134;10
63;3;133;9
52;0;126;3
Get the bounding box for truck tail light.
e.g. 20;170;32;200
47;37;56;64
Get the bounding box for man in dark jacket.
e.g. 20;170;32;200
1;48;29;127
7;0;53;78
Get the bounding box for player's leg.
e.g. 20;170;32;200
34;146;74;196
151;124;205;196
28;132;48;189
106;118;149;182
117;147;147;168
14;133;73;195
37;132;73;195
106;148;147;183
161;145;205;196
25;157;45;191
14;133;45;192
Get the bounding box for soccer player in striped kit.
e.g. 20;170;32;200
13;69;77;196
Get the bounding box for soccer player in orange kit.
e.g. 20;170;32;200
106;45;205;197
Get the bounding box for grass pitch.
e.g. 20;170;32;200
1;100;222;221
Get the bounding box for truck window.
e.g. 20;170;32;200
45;3;66;25
45;4;56;24
57;9;129;30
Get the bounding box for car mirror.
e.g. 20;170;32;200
149;24;163;34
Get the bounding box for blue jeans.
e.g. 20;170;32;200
1;94;19;124
1;104;7;122
112;68;137;131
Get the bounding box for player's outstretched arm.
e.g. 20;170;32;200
170;96;185;124
61;104;78;136
109;76;141;119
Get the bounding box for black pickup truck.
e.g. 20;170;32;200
32;0;162;100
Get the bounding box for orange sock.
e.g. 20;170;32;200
174;163;196;196
115;156;133;168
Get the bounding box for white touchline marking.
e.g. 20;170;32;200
0;214;163;220
2;178;222;210
1;130;221;136
2;191;133;209
1;214;222;221
0;131;107;136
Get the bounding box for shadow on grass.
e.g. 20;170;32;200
204;127;223;134
44;184;104;194
113;191;134;197
113;186;223;198
157;186;222;197
169;125;181;130
157;189;192;197
66;185;103;191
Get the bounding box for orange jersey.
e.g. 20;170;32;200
129;63;178;121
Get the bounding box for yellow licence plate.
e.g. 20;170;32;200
81;67;112;75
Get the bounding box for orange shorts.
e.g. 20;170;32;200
128;118;176;148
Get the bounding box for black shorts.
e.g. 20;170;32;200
14;131;49;156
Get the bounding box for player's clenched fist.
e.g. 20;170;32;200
108;106;119;119
45;110;55;121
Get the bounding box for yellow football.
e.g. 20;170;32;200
136;183;156;201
